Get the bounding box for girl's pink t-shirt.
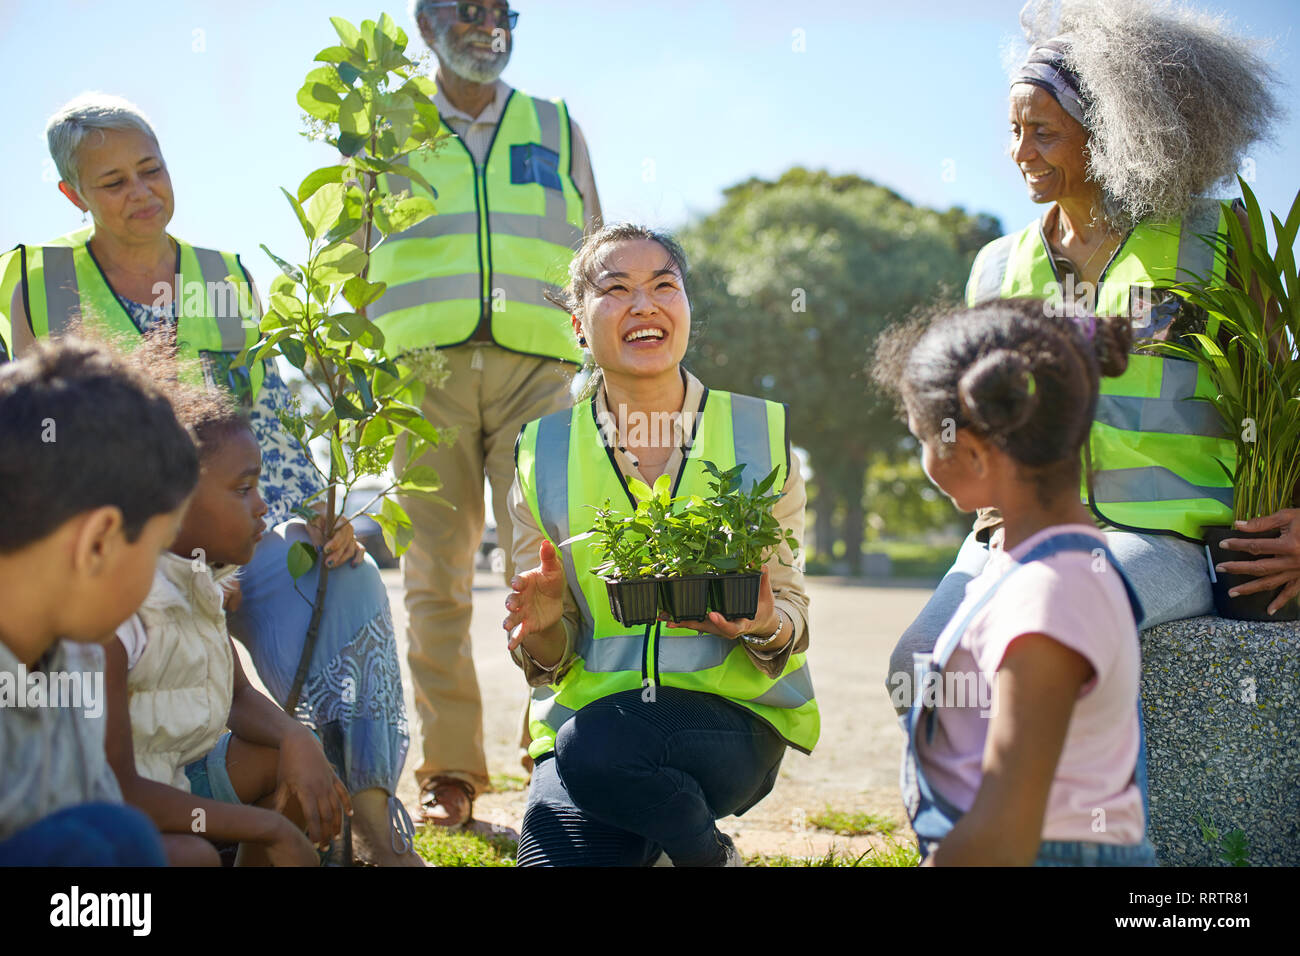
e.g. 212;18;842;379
915;524;1145;844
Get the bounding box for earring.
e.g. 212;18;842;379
577;334;587;347
81;210;87;223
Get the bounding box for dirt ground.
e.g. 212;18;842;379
238;569;934;859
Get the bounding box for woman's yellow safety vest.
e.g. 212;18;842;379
368;90;586;363
8;227;263;399
515;388;820;759
965;200;1234;540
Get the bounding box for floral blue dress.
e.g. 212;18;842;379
118;295;410;807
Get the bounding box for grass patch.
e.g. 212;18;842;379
746;837;920;868
490;772;529;793
413;827;517;867
808;807;898;836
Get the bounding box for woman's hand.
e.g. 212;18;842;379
1215;510;1300;615
505;540;566;652
305;505;366;568
659;567;789;650
273;726;353;848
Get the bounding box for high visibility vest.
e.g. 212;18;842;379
12;228;263;399
515;388;820;760
0;227;94;361
368;90;586;363
965;201;1234;540
0;246;23;361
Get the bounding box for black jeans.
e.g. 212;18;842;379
516;687;786;867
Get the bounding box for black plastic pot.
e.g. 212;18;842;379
605;578;660;626
659;575;712;622
709;572;762;621
1204;526;1300;622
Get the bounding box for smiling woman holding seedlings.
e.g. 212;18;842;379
503;223;819;866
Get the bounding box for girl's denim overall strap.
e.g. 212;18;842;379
902;531;1149;845
902;558;1032;841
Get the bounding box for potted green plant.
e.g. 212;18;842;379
586;499;659;627
573;462;799;626
654;508;725;621
1148;179;1300;621
698;462;799;620
649;483;723;622
615;473;723;622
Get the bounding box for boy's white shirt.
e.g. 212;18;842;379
115;552;240;792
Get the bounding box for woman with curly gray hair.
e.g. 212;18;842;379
888;0;1294;713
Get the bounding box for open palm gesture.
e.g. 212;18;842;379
505;540;567;651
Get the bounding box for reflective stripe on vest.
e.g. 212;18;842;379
964;202;1234;540
2;226;92;362
516;389;820;759
19;232;263;399
369;91;585;363
0;247;21;361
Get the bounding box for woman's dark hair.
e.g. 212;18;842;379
546;222;691;402
0;337;199;553
873;298;1130;502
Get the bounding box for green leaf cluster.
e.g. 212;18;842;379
1146;180;1300;523
574;462;799;580
1195;814;1252;867
250;14;455;573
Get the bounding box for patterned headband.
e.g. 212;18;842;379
1012;36;1088;129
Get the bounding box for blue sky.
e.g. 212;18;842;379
2;0;1297;298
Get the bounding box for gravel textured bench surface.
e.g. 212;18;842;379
1141;615;1299;866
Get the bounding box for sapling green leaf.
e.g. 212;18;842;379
261;244;304;282
287;540;318;580
281;188;316;242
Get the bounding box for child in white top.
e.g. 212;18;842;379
103;388;350;865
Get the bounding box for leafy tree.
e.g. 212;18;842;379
244;14;450;709
863;449;969;543
680;168;1000;573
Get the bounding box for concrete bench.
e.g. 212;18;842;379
1140;615;1299;866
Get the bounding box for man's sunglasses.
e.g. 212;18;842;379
426;2;519;30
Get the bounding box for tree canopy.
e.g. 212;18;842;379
679;167;1001;572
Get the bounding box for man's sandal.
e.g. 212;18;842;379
418;778;474;828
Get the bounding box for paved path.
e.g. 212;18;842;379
239;569;936;859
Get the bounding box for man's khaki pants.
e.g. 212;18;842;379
396;344;573;797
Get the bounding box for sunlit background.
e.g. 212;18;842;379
3;0;1296;570
2;0;1296;295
